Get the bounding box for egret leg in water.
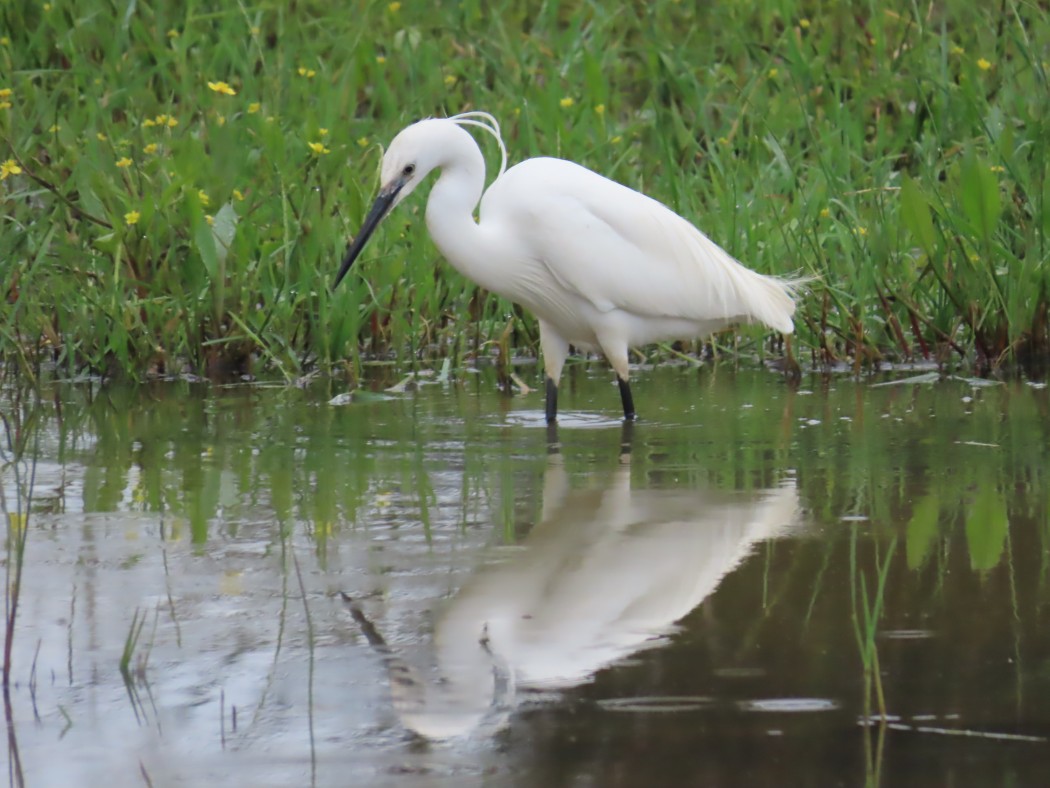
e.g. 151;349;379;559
334;112;798;423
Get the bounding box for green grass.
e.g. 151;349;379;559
1;0;1048;380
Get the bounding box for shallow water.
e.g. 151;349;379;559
3;365;1049;786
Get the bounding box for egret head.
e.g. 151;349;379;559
333;112;507;289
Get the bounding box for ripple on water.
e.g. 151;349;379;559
596;696;717;713
737;698;840;713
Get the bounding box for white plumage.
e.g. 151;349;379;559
335;112;797;422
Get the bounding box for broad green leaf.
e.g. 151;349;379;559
900;176;937;254
211;203;239;266
965;484;1009;572
960;150;1001;243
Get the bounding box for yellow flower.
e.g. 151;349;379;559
144;117;157;128
308;141;331;155
319;128;329;137
388;2;401;11
0;101;10;110
208;81;237;95
799;18;811;29
116;156;132;168
595;104;605;116
444;74;457;86
298;67;317;78
357;137;369;147
717;136;730;146
198;189;210;207
1;159;22;180
376;55;387;64
559;96;575;108
96;132;107;141
205;215;215;226
167;29;180;39
217;114;226;126
989;165;1005;173
820;208;831;218
48;123;60;133
166;116;178;128
977;57;992;71
124;210;140;225
232;189;245;201
856;226;868;236
143;143;158;154
0;88;11;99
0;37;9;46
768;68;778;78
247;102;261;114
43;2;52;11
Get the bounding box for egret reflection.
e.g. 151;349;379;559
346;443;800;740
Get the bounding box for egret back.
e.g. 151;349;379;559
480;158;796;338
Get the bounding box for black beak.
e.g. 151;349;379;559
333;178;405;289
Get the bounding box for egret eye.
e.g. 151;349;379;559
403;163;416;176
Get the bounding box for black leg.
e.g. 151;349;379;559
545;376;558;424
617;375;636;421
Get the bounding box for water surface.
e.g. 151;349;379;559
3;366;1049;786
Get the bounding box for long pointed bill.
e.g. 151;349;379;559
333;180;404;289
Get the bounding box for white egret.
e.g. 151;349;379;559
335;112;797;422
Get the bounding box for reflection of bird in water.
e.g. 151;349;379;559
344;435;800;740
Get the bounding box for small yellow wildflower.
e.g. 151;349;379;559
1;159;22;180
233;189;245;201
357;137;369;147
198;189;210;207
717;136;730;146
388;2;401;12
950;44;964;55
205;215;215;226
116;156;132;168
376;55;387;65
48;123;61;133
856;226;868;236
144;117;157;128
989;165;1005;173
0;101;10;110
768;68;778;79
97;132;107;141
595;104;605;116
167;29;180;39
820;208;831;218
977;57;992;71
298;67;317;78
319;128;329;137
208;81;237;96
143;143;158;154
247;102;261;114
799;18;811;29
0;88;12;99
43;2;52;11
217;114;226;126
559;96;575;109
124;210;140;225
444;74;457;86
166;116;178;128
0;37;9;46
308;141;331;155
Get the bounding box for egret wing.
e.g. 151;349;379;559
497;159;794;333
